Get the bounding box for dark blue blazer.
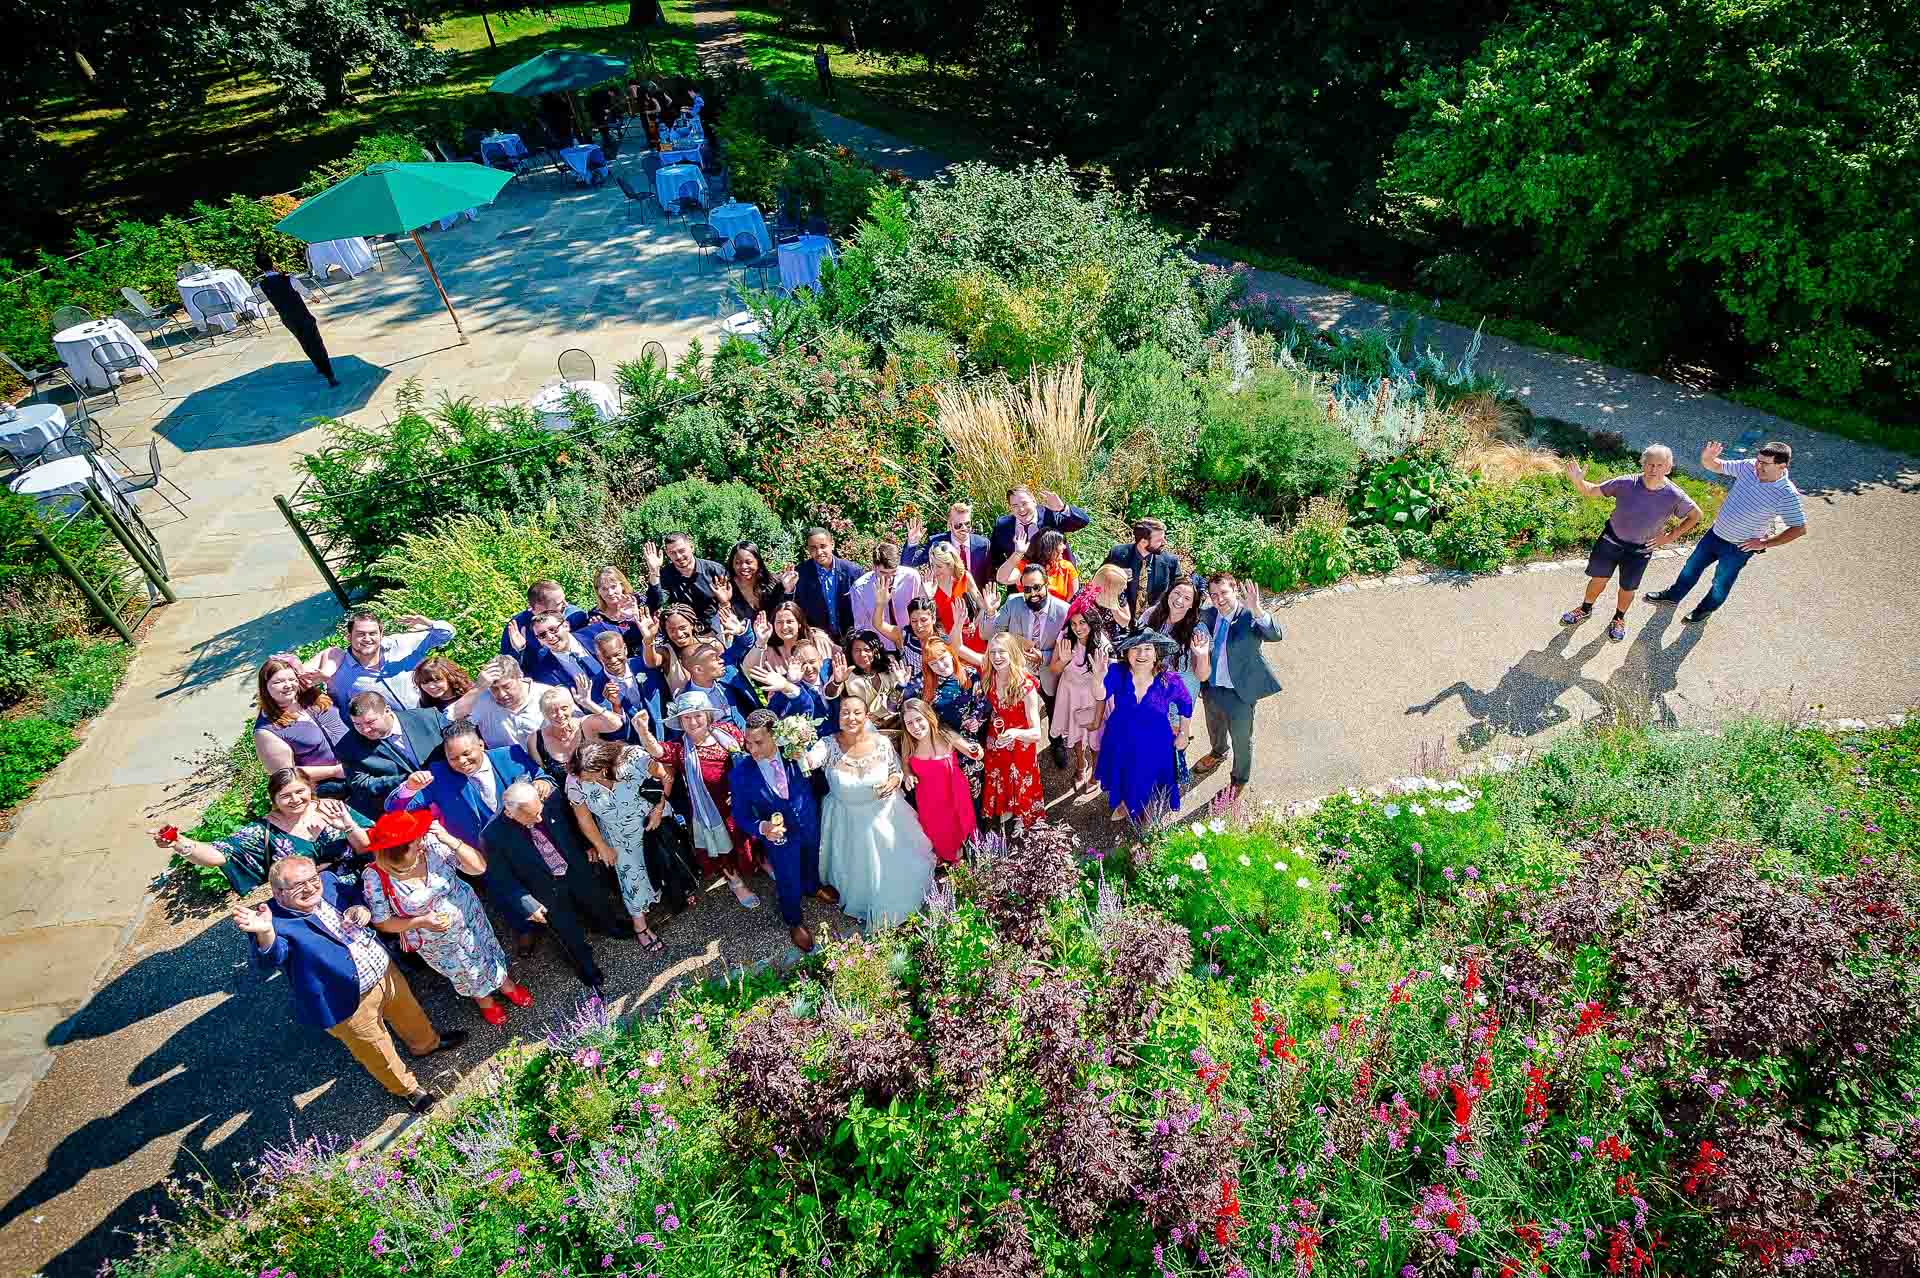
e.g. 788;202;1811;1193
500;605;590;657
989;505;1092;573
249;871;375;1029
902;531;993;589
769;680;835;728
520;641;609;694
792;557;861;639
728;752;822;849
388;746;538;846
336;705;446;817
598;658;670;743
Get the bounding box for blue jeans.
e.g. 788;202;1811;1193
1661;530;1755;615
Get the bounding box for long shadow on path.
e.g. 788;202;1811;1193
153;356;389;454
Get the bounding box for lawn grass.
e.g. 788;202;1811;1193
729;3;997;164
16;3;702;261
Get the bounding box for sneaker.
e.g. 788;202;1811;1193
406;1087;439;1114
1560;605;1593;625
1645;591;1679;604
1681;609;1712;624
1607;619;1627;642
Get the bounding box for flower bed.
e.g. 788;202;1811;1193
113;715;1920;1277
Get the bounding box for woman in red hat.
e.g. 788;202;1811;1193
360;809;530;1027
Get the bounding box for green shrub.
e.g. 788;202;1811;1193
1350;451;1463;532
1193;369;1360;518
0;718;77;806
1282;498;1355;586
621;479;794;566
1088;342;1201;508
783;147;883;235
932;265;1110;377
881;324;961;388
1135;824;1336;978
39;637;132;724
367;514;595;673
294;381;590;586
1431;473;1602;572
295;132;431;196
1342;521;1401;575
1173;507;1285;586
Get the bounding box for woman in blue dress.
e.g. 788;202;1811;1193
1093;631;1195;824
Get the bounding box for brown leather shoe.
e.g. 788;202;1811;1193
789;924;814;953
814;885;840;906
1192;753;1224;776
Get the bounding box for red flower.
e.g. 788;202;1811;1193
1250;996;1267;1026
1472;1053;1492;1090
1450;1083;1477;1141
1682;1139;1725;1194
1294;1222;1321;1274
1523;1064;1550;1120
1573;1001;1614;1038
1614;1172;1638;1199
1196;1061;1230;1100
1213;1177;1242;1246
1462;958;1482;996
1596;1134;1633;1164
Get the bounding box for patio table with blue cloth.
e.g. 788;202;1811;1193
559;143;607;185
481;132;528;166
778;235;838;292
654;163;708;210
657;143;702;166
709;202;771;260
0;404;70;464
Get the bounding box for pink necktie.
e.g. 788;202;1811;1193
529;825;568;876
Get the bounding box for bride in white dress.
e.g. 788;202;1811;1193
818;694;936;928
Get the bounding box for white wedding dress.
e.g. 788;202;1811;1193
819;735;936;928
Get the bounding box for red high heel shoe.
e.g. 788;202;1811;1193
503;983;533;1008
479;1001;508;1027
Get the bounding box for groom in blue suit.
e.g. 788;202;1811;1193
729;708;839;951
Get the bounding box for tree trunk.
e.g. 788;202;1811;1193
481;10;496;50
70;46;97;85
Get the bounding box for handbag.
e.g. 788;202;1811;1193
370;862;431;952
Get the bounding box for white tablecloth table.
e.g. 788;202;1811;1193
654;164;708;210
177;268;264;332
719;311;766;345
8;453;132;518
657;144;702;166
306;238;375;279
709;203;771;260
53;318;158;391
0;405;67;464
481;133;528;165
529;380;619;432
778;235;838;292
559;144;607;185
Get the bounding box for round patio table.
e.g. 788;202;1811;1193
8;453;132;519
559;144;607;185
0;404;67;464
53;318;157;392
529;380;618;432
306;238;376;279
654;163;708;210
709;202;771;260
177;268;263;332
777;235;837;292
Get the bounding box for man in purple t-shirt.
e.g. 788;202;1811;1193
1560;444;1702;641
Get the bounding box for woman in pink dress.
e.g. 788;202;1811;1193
1049;598;1110;793
899;696;984;864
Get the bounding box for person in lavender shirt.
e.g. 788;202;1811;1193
309;610;457;710
1560;444;1701;641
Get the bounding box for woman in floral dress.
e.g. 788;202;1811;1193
1049;600;1111;794
566;741;673;953
980;633;1046;829
154;768;369;894
361;809;529;1026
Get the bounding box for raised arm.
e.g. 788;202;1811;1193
1563;459;1605;499
1699;440;1728;475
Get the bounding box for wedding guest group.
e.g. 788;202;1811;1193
191;439;1776;1106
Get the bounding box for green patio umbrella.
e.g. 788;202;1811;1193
490;50;629;98
275;161;513;342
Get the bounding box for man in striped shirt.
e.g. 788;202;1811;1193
1647;440;1807;623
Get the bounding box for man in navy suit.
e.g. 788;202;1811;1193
901;501;993;589
788;526;860;641
386;718;548;951
1195;574;1285;799
237;854;466;1111
336;691;446;818
481;782;630;993
499;579;590;657
519;609;609;693
729;709;840;951
987;485;1092;575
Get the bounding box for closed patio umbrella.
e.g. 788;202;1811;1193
274;161;512;342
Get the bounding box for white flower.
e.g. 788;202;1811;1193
1321;930;1333;941
1238;854;1252;868
1188;852;1209;873
1385;804;1402;818
1409;803;1426;817
1165;875;1181;888
1208;818;1227;834
1473;992;1488;1006
1273;861;1285;872
1443;797;1473;814
1296;876;1312;890
1439;964;1458;981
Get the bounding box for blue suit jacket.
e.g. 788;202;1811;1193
989;505;1092;574
792;557;861;639
520;641;608;694
500;605;590;657
769;681;834;727
249;871;375;1029
902;531;993;589
728;753;821;850
388;746;538;846
598;658;669;743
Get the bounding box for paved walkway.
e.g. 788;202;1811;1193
2;27;1917;1276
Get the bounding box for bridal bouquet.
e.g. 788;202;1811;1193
771;713;825;762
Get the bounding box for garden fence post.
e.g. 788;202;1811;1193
275;493;353;610
83;487;175;604
26;515;136;645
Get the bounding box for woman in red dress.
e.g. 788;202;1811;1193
980;633;1045;830
645;697;761;909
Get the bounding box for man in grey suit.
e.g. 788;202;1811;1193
1194;574;1284;798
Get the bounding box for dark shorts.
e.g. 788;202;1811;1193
1585;525;1654;591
